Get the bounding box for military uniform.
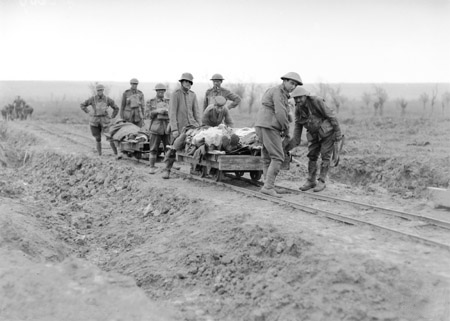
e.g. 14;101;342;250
13;97;25;120
169;88;201;134
147;96;171;173
121;89;145;127
203;87;241;111
202;104;233;127
80;93;119;156
288;87;342;192
146;97;170;118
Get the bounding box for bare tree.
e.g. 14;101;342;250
229;83;246;112
373;85;388;116
441;91;450;115
419;92;429;113
396;98;408;116
329;86;345;113
247;83;260;114
314;83;331;100
362;92;371;109
430;85;438;116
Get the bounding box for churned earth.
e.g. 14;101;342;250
1;119;450;321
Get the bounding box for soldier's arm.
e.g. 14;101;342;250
285;105;303;151
201;109;210;126
140;92;145;116
225;89;241;109
80;97;92;113
273;88;289;131
192;93;201;125
120;92;126;118
317;99;341;139
108;98;119;118
169;92;179;133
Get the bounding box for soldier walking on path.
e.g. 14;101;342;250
121;78;145;127
147;83;171;174
80;84;119;156
13;96;25;120
255;72;303;197
162;72;201;179
203;74;241;111
287;87;342;192
202;96;234;127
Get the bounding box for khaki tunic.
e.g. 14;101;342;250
169;88;201;133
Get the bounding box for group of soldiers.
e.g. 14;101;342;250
1;96;34;121
80;72;341;195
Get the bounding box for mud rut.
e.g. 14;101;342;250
1;120;450;321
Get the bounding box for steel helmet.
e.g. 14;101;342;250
154;83;166;91
130;78;139;84
214;96;226;107
290;86;310;98
281;72;303;86
96;84;105;90
179;72;194;83
210;73;224;81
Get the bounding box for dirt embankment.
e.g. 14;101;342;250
1;122;450;321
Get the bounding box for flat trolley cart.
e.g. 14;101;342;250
115;139;151;161
176;148;264;182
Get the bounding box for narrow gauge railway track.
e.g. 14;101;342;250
172;168;450;251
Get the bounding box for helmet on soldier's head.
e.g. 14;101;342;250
281;72;303;86
210;74;224;81
214;96;226;107
130;78;139;84
179;73;194;84
290;86;310;98
154;83;166;91
96;84;105;91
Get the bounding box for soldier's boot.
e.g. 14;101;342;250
260;160;282;198
110;140;118;155
149;155;157;174
261;159;270;184
162;158;175;179
96;141;102;156
313;163;329;192
300;161;318;191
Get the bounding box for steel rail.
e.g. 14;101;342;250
172;169;450;251
229;174;450;231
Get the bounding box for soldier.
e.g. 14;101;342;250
255;72;303;197
23;104;34;120
202;95;234;127
1;106;8;121
287;86;342;192
145;83;170;118
162;72;201;179
13;96;25;120
203;74;241;111
120;78;145;127
147;83;170;174
80;84;120;156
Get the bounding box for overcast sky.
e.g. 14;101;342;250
1;0;449;84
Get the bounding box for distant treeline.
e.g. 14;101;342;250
1;81;449;103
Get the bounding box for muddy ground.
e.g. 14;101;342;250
1;119;450;321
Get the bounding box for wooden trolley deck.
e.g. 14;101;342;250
176;150;263;182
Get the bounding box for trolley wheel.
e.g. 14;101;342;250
250;170;262;181
134;151;142;160
210;168;223;182
235;171;245;178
